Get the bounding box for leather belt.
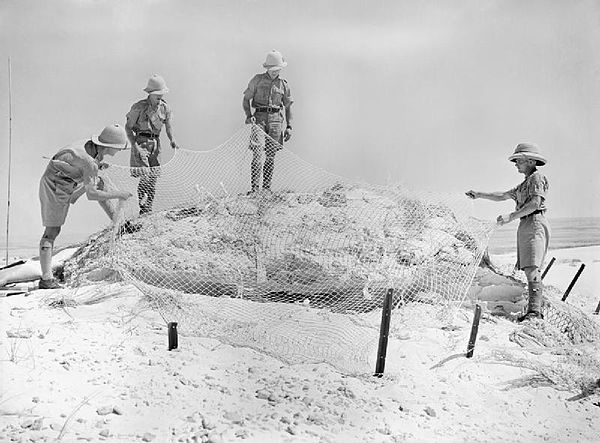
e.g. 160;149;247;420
521;209;545;220
137;131;159;138
254;106;281;113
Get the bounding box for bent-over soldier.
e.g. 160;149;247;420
38;124;132;289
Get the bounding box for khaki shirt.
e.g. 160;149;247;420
45;141;99;189
508;170;549;212
126;98;172;134
243;73;293;110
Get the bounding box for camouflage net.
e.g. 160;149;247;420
59;125;597;374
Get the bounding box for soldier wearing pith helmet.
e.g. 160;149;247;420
466;143;550;321
38;124;133;289
126;74;179;215
242;50;294;194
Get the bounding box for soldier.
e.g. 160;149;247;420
126;74;179;215
38;124;132;289
466;143;550;321
242;50;294;193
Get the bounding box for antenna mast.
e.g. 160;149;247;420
5;58;12;266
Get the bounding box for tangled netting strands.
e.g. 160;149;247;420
98;124;495;373
484;288;600;394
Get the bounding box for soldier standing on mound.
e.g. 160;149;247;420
466;143;550;322
38;124;132;289
242;50;294;194
126;74;179;215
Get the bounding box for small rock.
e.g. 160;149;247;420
50;422;63;430
31;417;43;430
255;389;270;400
99;429;110;437
286;425;298;435
112;406;123;415
31;397;40;403
6;328;34;339
206;430;223;443
441;325;461;331
267;393;282;404
307;413;325;426
234;429;249;439
377;425;392;435
142;432;156;442
337;386;356;399
97;406;113;416
424;406;437;417
223;411;243;424
397;332;411;340
202;416;217;430
20;419;33;428
26;431;45;442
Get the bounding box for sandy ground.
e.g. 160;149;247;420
1;248;599;442
491;246;600;315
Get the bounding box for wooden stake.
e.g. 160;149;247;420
561;264;585;302
466;304;482;358
541;257;555;280
374;288;394;376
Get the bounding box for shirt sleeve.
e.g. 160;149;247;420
81;158;99;188
282;80;293;107
162;101;173;122
527;173;548;198
243;75;258;101
507;186;518;201
126;103;141;129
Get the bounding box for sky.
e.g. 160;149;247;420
0;0;599;252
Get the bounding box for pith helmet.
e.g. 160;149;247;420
143;74;169;95
262;50;287;70
92;124;129;150
508;143;547;166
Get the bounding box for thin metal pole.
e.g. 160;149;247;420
541;257;555;280
561;263;585;302
594;299;600;315
466;304;482;358
5;58;12;266
374;288;394;376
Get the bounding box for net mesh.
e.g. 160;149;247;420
71;125;499;373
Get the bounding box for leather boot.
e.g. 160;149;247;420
518;281;544;322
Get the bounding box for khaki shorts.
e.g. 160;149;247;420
249;114;284;157
39;173;78;227
516;213;550;269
